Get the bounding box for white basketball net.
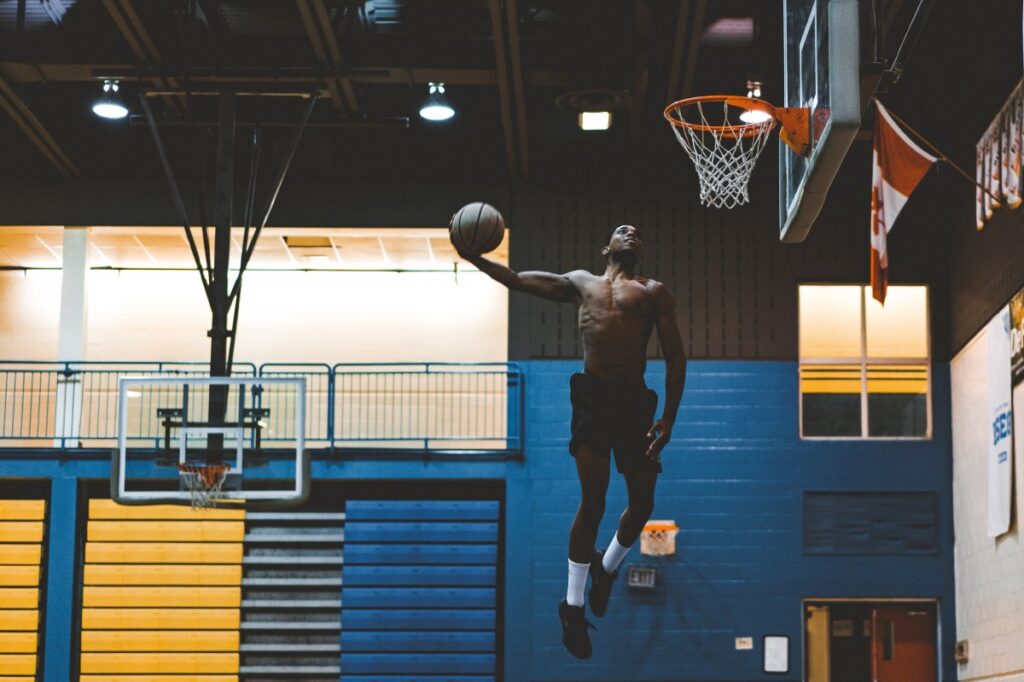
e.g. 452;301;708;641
667;99;774;209
178;463;229;509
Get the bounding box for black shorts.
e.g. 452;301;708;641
569;372;661;474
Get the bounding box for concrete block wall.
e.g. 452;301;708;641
951;331;1024;682
515;360;957;681
0;358;958;681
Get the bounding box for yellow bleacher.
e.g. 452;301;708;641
0;500;44;682
79;500;244;680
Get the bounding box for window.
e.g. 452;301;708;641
799;285;930;438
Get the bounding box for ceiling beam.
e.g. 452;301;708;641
0;74;79;178
666;0;706;102
628;0;655;144
504;0;529;178
681;0;706;99
39;0;68;25
1;62;572;89
295;0;357;113
666;0;691;102
101;0;160;62
488;0;520;180
295;0;343;108
311;0;358;113
196;0;229;36
101;0;181;112
128;116;409;129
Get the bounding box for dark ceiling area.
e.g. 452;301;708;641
0;1;1020;200
0;0;773;189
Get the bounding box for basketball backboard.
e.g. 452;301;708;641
779;0;862;242
112;375;309;509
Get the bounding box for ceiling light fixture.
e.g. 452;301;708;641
739;80;772;124
92;80;129;120
419;82;455;122
578;111;612;131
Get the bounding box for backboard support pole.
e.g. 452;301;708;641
208;92;236;459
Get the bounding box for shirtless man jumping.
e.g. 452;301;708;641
456;224;686;659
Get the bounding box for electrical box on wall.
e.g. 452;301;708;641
955;640;969;664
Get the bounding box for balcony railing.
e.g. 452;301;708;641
0;361;523;453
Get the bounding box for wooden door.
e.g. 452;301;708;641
871;606;936;682
805;605;831;682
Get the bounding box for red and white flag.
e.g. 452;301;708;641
870;100;938;304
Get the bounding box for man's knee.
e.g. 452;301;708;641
628;495;654;523
578;495;606;524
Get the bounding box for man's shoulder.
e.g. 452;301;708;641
638;276;665;290
565;269;599;283
642;278;675;301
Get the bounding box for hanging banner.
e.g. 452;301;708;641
975;78;1024;229
987;306;1013;537
1012;288;1024;386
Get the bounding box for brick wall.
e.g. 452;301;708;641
504;159;953;361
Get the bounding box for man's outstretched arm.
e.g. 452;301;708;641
459;250;580;303
647;283;687;459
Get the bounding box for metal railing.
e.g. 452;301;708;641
0;360;523;453
332;363;520;450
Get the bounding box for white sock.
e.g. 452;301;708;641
566;559;590;606
602;533;632;573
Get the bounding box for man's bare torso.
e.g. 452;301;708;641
568;271;659;385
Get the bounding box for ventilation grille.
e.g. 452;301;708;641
804;492;939;555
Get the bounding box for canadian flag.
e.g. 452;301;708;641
871;100;938;304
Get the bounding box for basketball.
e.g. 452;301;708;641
449;202;505;255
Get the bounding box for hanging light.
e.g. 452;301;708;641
739;80;771;124
419;82;455;121
92;80;129;120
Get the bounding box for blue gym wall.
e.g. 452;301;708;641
510;360;956;682
0;358;956;681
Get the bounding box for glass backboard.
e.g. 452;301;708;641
112;375;309;509
779;0;862;242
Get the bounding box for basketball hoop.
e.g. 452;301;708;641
178;463;230;509
664;96;779;209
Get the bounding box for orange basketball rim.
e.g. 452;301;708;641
663;95;813;155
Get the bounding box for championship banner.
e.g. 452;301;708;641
1011;288;1024;386
1008;97;1022;208
976;78;1024;228
984;137;994;220
987;306;1013;538
977;144;985;229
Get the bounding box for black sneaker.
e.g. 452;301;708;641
558;599;595;659
588;550;618;617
